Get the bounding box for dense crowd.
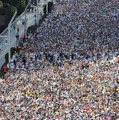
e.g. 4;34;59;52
0;0;119;119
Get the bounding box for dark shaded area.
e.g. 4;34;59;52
0;25;7;33
28;14;47;33
43;2;54;15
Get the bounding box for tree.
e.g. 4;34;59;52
25;0;29;4
17;0;26;15
10;0;26;15
0;1;3;8
5;5;17;24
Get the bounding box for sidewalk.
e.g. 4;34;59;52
0;0;56;68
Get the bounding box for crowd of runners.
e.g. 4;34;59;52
0;0;119;119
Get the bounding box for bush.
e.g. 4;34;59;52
0;1;3;8
17;0;26;15
5;5;17;24
43;2;54;15
10;0;26;15
10;0;26;8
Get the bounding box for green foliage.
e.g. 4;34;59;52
10;0;25;7
10;0;26;15
0;0;3;8
16;0;26;15
43;2;54;15
25;0;29;4
10;5;17;13
5;5;17;24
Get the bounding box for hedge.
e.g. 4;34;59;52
5;5;17;24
